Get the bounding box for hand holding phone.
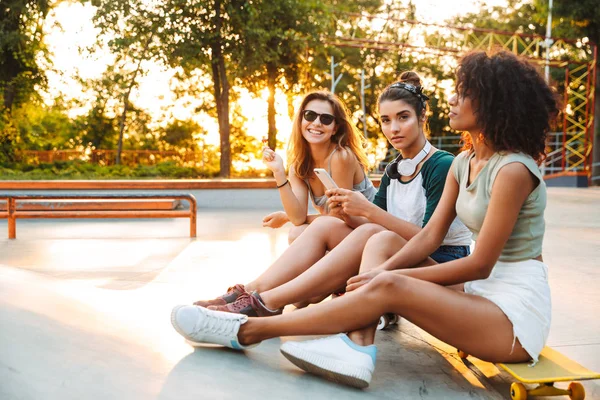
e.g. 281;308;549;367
314;168;338;191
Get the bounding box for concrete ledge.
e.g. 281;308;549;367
544;173;589;188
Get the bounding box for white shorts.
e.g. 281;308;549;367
464;259;551;363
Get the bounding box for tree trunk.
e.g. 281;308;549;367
216;56;231;178
116;97;129;165
266;62;277;150
591;67;600;185
115;35;152;165
3;82;16;111
212;0;231;178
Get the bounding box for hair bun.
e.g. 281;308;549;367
399;71;422;87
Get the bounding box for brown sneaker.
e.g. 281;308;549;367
193;284;247;307
208;292;282;317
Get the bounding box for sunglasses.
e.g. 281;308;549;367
302;110;336;126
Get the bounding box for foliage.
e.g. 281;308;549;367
161;119;205;149
0;160;220;179
8;0;598;180
10;100;77;150
544;0;600;182
88;0;166;163
0;0;50;111
545;0;600;45
231;0;334;150
0;0;52;162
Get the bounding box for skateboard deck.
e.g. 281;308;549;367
498;347;600;384
460;346;600;399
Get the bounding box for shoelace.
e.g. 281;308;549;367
223;283;245;298
228;292;256;312
193;307;240;336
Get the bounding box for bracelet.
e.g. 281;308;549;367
276;179;289;189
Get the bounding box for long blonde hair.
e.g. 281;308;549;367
287;91;369;180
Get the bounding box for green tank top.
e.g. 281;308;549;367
453;151;546;262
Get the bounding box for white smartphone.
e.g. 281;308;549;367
314;168;339;190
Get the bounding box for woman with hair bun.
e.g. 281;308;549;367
181;70;471;324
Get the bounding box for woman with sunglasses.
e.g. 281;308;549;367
261;91;376;244
190;71;470;317
172;50;557;389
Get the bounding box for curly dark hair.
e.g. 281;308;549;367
455;50;559;162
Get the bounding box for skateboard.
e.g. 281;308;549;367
377;313;399;330
458;347;600;399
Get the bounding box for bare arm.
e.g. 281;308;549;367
326;188;422;235
369;162;536;285
279;167;310;225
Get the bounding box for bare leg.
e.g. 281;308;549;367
246;217;353;293
259;223;387;310
287;224;308;244
347;231;437;345
239;272;530;363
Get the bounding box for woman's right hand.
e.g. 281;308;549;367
346;269;385;292
326;188;372;218
262;146;285;174
262;211;289;228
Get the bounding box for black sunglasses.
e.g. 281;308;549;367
302;110;336;126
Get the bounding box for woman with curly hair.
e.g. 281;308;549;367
171;50;558;389
261;91;376;243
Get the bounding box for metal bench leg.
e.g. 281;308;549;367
189;197;197;238
8;198;16;239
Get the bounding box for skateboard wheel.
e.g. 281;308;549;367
377;315;389;330
389;314;399;325
457;350;469;359
568;382;585;400
510;382;527;400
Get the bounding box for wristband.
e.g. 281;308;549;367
276;179;289;189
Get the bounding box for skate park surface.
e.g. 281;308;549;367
1;187;599;400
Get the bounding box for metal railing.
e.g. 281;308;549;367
15;132;585;177
0;193;197;239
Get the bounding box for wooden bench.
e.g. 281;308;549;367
0;193;197;239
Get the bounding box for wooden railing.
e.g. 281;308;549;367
15;149;205;166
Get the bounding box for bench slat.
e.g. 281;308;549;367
0;199;179;212
15;210;191;219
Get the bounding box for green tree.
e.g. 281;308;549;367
232;0;336;150
0;0;50;110
161;119;204;150
73;103;118;150
11;100;77;150
160;0;244;177
0;0;51;162
543;0;600;184
89;0;164;164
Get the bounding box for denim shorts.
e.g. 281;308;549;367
430;245;470;263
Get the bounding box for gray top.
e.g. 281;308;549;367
453;151;546;262
305;147;377;211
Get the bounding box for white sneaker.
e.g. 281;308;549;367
170;305;258;350
280;334;377;389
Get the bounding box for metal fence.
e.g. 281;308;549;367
14;133;582;176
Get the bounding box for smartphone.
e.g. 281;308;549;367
314;168;339;190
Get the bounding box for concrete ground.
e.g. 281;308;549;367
0;187;599;400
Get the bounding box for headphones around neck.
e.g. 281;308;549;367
385;140;432;180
